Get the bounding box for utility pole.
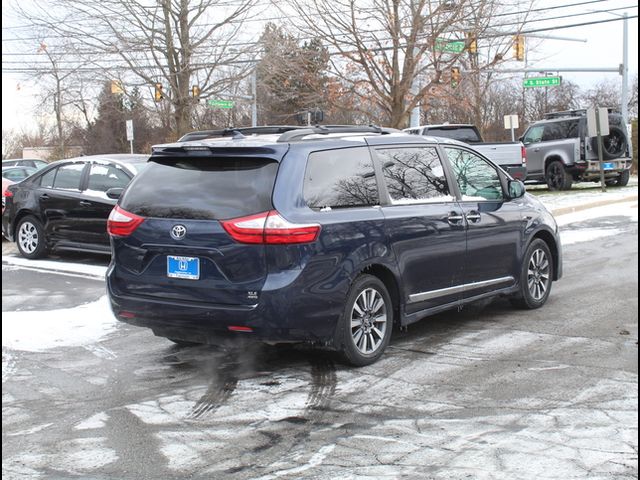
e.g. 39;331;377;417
251;69;257;127
621;12;629;126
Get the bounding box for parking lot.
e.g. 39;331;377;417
2;190;638;479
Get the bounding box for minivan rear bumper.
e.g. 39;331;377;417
106;272;344;347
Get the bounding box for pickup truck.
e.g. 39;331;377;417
404;124;527;180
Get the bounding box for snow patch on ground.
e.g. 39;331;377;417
75;412;109;430
6;423;53;436
2;350;16;382
560;228;625;245
2;296;118;352
555;201;638;226
556;201;637;245
1;255;107;280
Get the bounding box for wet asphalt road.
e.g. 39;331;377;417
2;209;638;480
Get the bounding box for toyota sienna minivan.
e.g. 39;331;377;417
107;126;562;366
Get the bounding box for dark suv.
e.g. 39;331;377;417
107;126;562;366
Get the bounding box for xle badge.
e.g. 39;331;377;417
247;291;258;300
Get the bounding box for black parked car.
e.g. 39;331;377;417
107;126;562;366
2;154;148;258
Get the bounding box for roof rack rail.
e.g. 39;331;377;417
177;125;304;142
544;107;619;119
277;125;397;143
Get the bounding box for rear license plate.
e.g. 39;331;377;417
167;256;200;280
602;162;614;170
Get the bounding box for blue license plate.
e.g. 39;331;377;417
602;162;614;170
167;256;200;280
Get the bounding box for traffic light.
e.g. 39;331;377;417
111;80;123;94
451;67;461;88
154;83;163;102
191;85;200;101
466;33;477;55
514;35;525;61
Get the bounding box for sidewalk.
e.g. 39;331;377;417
528;176;638;216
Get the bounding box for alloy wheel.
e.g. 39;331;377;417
18;221;39;254
527;248;550;301
350;287;388;355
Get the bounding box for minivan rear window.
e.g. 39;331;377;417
120;157;278;220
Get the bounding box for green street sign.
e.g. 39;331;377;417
435;39;465;54
523;76;562;88
207;99;234;109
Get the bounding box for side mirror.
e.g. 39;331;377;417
106;187;124;200
508;179;526;199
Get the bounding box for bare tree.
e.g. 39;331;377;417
284;0;530;128
582;76;639;119
25;41;94;157
2;123;55;160
15;0;259;136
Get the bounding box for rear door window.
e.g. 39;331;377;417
542;123;563;141
120;157;278;219
376;146;452;204
39;169;56;188
303;147;378;210
53;163;85;191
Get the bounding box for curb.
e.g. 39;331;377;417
551;194;638;216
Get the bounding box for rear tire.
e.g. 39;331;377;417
510;239;553;310
337;275;393;367
545;161;572;191
15;215;48;259
615;169;630;187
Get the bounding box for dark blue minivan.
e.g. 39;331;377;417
107;126;562;366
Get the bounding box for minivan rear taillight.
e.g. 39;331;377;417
221;210;320;245
108;205;144;237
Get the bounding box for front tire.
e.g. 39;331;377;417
16;215;48;259
337;275;393;367
510;239;553;309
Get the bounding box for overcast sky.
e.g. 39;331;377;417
1;0;638;135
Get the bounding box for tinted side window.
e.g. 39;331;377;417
87;163;131;194
377;147;451;203
53;163;85;191
563;120;579;138
444;148;504;201
303;147;378;209
542;123;563;141
39;169;57;188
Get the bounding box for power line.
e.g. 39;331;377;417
4;2;636;60
484;12;638;37
0;0;619;44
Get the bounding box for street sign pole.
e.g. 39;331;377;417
126;119;134;154
504;115;519;142
595;110;606;193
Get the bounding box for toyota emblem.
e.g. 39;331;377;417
170;224;187;240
